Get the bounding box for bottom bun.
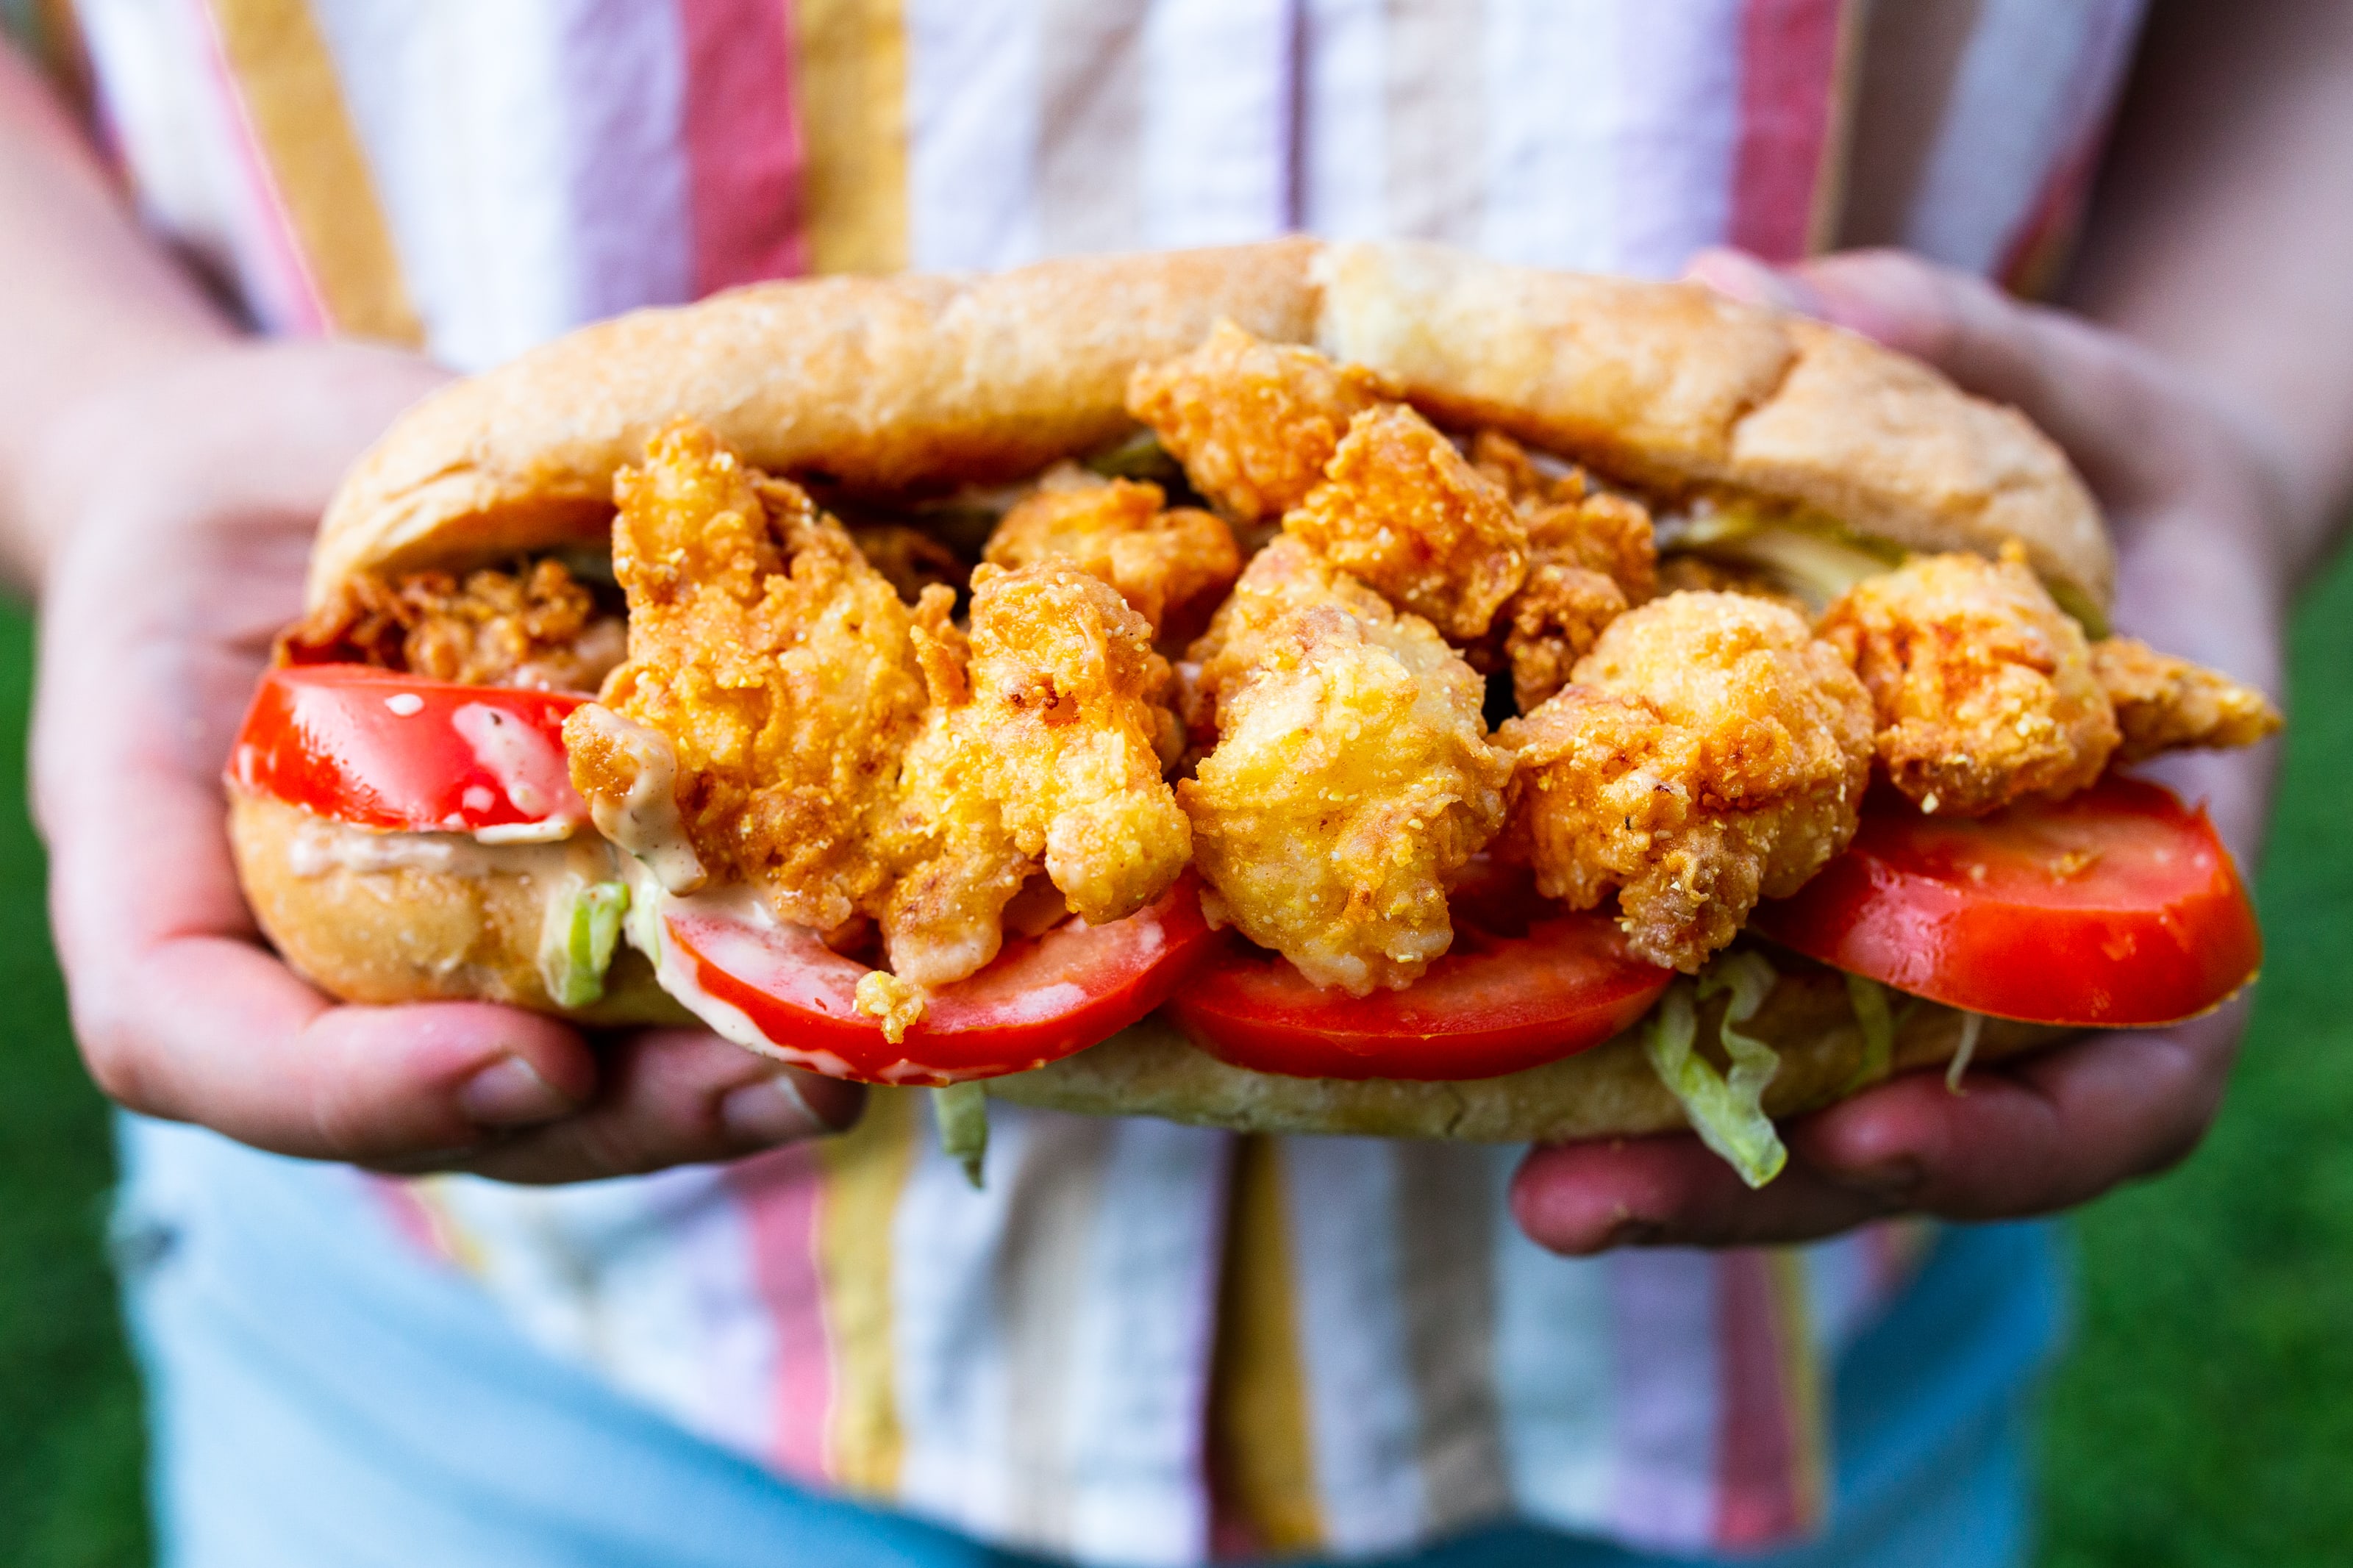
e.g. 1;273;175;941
229;788;689;1025
989;965;2066;1142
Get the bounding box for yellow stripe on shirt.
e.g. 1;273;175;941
791;0;910;275
204;0;421;345
816;1085;921;1494
1768;1249;1829;1528
1207;1135;1324;1554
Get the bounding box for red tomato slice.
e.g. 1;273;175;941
229;665;588;833
1750;774;2261;1027
663;875;1218;1085
1168;865;1674;1082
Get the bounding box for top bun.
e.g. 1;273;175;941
310;239;2112;616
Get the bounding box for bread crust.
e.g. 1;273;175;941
310;240;2111;615
229;789;688;1025
989;965;2065;1142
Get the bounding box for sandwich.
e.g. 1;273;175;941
226;239;2279;1186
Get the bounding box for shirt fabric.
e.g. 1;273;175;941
117;1111;2063;1568
61;1;2144;1563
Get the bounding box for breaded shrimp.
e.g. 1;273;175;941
1284;404;1529;642
2091;636;2282;763
885;563;1191;986
566;420;934;934
1819;545;2118;815
1178;547;1512;995
1501;592;1874;972
982;464;1240;641
1125;320;1390;523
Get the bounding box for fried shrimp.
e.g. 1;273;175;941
982;464;1241;640
1179;540;1512;995
1284;403;1529;642
2092;636;2282;763
282;557;626;694
1502;592;1874;973
885;563;1192;986
1819;545;2118;815
1126;319;1391;523
565;420;936;934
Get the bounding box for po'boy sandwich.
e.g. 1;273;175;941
227;240;2278;1185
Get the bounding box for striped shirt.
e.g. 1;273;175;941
54;1;2144;1562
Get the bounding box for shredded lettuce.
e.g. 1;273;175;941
1840;973;1896;1097
933;1083;990;1189
1946;1012;1985;1094
539;879;629;1008
1646;951;1789;1188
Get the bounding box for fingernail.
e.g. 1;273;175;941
1602;1218;1666;1250
1839;1157;1924;1203
1686;248;1825;317
719;1075;827;1146
459;1056;574;1128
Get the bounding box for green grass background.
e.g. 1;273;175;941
1;548;2350;1564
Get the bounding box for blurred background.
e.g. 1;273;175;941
3;538;2349;1564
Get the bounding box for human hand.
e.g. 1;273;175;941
27;340;862;1183
1513;248;2293;1253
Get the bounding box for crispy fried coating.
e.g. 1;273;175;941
849;523;971;605
2092;636;2282;763
1653;553;1810;615
1284;404;1529;642
887;563;1191;985
982;465;1241;640
1501;592;1874;972
571;420;935;934
1178;541;1512;995
1452;432;1658;709
281;558;626;694
1126;319;1390;523
1819;545;2118;815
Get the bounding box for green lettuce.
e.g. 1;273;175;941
933;1082;990;1189
539;880;629;1008
1840;973;1896;1098
1646;951;1788;1188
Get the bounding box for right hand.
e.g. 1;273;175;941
27;339;863;1182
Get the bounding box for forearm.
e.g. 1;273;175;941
2069;0;2353;579
0;40;238;589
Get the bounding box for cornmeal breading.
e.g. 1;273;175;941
1500;592;1873;973
849;523;971;605
982;465;1241;640
1284;404;1529;642
282;557;625;694
1454;432;1657;709
1179;545;1512;995
566;420;935;935
2092;635;2282;763
1819;545;2118;815
1126;320;1390;523
886;563;1191;986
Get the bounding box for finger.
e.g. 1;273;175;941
74;930;598;1160
446;1030;865;1183
1790;1006;2243;1220
1510;1134;1893;1256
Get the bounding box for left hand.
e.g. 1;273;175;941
1512;248;2294;1253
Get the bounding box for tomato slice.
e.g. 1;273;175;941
1168;865;1674;1081
662;875;1218;1084
229;665;588;834
1750;774;2261;1027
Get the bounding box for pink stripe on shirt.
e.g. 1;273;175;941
1710;1250;1804;1547
677;0;810;294
726;1145;835;1481
1728;0;1846;261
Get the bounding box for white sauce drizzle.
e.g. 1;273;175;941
286;815;614;882
451;701;584;828
571;704;709;895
